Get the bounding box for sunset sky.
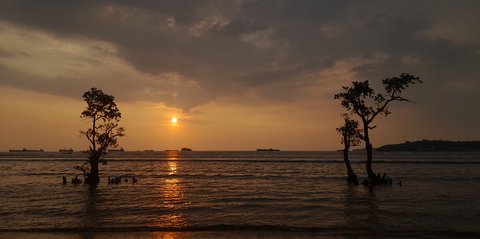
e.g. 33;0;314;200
1;1;479;151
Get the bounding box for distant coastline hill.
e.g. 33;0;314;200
377;140;480;152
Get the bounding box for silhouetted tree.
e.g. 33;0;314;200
80;88;125;185
337;114;363;185
334;73;422;184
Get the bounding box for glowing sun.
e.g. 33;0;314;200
170;117;178;124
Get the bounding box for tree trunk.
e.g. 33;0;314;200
86;116;100;185
363;123;377;181
343;149;358;184
86;153;100;185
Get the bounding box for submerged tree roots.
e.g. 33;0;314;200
347;174;359;185
361;173;394;187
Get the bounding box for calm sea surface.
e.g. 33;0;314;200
0;151;479;238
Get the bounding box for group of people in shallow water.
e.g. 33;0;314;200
62;175;81;184
108;176;138;184
62;175;137;185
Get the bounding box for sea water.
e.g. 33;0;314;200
0;151;479;238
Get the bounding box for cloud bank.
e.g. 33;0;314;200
0;0;479;114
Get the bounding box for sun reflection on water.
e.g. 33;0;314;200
162;178;183;209
154;151;187;229
152;231;183;239
168;161;177;175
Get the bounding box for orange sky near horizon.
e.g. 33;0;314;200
0;84;441;152
0;85;329;151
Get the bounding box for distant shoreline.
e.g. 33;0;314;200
376;140;480;152
4;140;480;153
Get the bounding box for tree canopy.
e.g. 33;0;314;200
80;87;125;185
334;73;422;127
334;73;422;184
337;113;363;150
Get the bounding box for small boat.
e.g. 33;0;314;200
108;147;124;152
181;148;192;151
59;148;74;154
256;148;280;151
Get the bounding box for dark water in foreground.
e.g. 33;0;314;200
0;151;479;238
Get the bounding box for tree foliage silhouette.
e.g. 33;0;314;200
337;114;363;185
334;73;422;184
80;88;125;185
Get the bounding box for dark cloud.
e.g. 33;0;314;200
0;48;29;58
0;48;15;58
0;0;479;118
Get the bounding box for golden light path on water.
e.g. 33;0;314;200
153;150;187;239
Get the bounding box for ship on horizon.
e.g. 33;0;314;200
256;148;280;151
108;147;124;152
59;148;74;154
9;148;44;153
